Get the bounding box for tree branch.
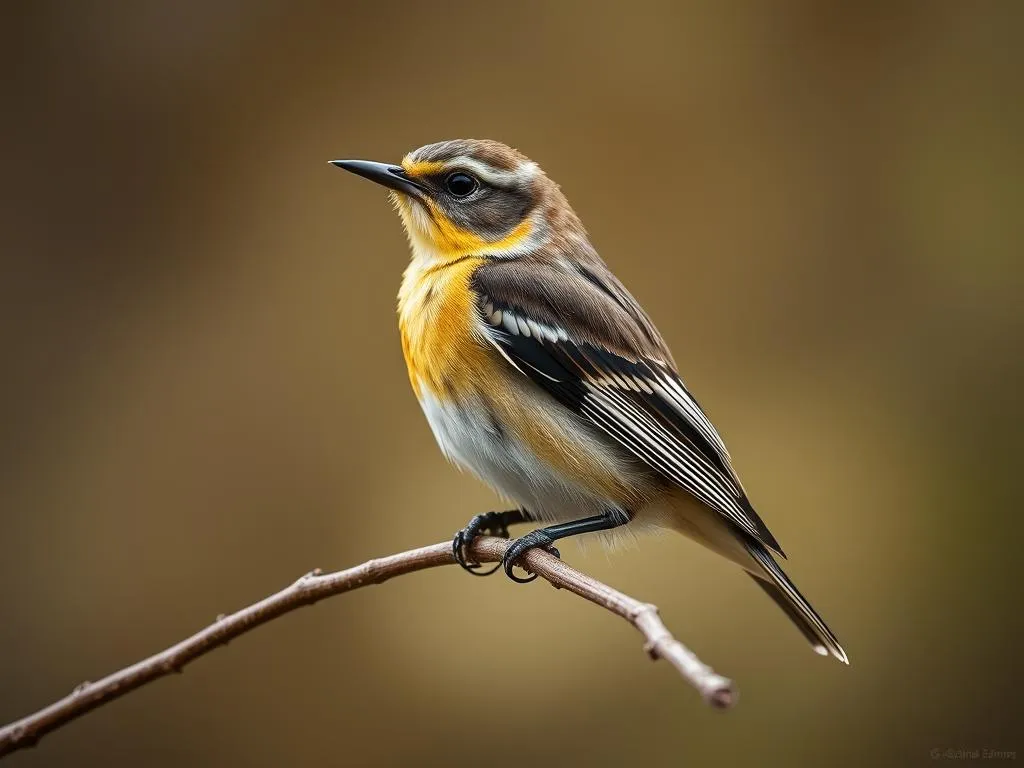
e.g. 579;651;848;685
0;536;735;758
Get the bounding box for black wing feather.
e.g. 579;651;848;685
477;293;784;556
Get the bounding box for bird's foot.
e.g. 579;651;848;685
452;510;520;576
502;530;561;584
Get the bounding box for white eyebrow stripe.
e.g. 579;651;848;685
444;156;537;187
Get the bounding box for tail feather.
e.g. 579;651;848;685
746;541;849;665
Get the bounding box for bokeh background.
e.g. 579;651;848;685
2;1;1021;766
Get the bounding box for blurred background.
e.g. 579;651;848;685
2;1;1021;765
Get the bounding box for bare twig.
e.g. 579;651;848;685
0;536;735;758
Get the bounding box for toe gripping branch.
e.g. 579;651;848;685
500;529;560;584
454;509;624;583
452;509;530;577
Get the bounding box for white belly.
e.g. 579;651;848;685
416;386;622;523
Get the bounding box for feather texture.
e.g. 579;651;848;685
471;256;784;556
340;137;846;663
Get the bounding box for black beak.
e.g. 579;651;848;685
330;159;426;197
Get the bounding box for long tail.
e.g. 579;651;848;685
746;540;849;664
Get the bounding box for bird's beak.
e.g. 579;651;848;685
330;159;426;198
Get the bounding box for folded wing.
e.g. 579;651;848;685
472;256;783;555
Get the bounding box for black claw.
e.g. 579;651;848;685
505;566;539;584
501;530;560;583
467;560;503;577
452;531;501;576
452;510;520;577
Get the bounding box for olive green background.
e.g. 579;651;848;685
2;1;1021;766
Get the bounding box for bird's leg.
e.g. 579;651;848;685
503;508;630;583
453;508;532;576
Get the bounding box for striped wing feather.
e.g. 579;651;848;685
471;258;783;555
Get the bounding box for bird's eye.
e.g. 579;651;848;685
444;172;478;198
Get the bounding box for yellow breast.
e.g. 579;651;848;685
397;254;489;400
396;252;640;504
391;197;639;503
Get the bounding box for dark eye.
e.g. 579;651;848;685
444;172;478;198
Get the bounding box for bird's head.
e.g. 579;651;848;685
332;139;584;262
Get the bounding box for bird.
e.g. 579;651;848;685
331;139;848;664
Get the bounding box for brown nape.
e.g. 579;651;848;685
532;174;589;244
409;139;527;172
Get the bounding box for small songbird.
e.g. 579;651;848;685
332;139;848;663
